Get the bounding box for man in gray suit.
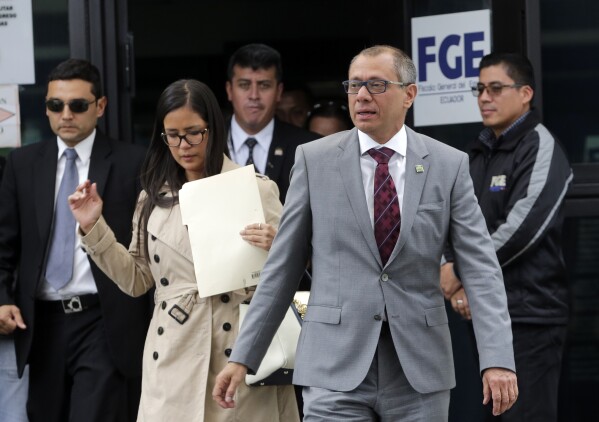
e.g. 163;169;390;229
213;45;518;421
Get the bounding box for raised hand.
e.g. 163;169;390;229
68;180;103;234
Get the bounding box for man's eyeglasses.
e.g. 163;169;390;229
45;98;97;113
471;82;523;97
161;128;209;147
342;79;413;95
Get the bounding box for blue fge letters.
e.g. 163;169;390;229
417;31;485;81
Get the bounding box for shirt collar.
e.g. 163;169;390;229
56;129;95;163
230;115;275;154
479;110;531;149
358;126;407;158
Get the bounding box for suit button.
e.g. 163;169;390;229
224;348;232;357
381;274;389;282
151;235;156;241
161;301;167;310
374;314;382;321
160;277;169;286
154;254;160;263
153;352;159;360
221;294;230;303
223;322;231;331
158;327;164;335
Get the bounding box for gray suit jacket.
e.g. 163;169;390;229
231;127;515;393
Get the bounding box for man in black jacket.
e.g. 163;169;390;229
0;59;151;422
441;53;572;422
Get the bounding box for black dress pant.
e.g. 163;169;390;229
27;302;134;422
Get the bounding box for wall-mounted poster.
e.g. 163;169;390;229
411;10;491;127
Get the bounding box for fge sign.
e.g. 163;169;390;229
411;10;491;127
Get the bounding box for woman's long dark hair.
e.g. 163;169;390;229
137;79;228;258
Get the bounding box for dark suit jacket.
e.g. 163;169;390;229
229;118;319;203
0;155;5;183
0;131;151;378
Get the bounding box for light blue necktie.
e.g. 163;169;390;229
45;148;79;290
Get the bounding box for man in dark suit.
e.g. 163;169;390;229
0;59;151;422
225;43;319;203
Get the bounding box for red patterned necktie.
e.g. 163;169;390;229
368;147;401;265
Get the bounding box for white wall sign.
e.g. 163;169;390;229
411;10;491;127
0;84;21;148
0;0;35;85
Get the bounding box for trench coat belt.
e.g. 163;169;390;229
155;282;199;325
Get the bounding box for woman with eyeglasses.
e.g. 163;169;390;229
67;79;299;422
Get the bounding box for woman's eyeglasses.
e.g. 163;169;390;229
161;128;209;147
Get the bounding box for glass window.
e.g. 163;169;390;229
541;0;599;163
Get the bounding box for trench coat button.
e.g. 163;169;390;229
151;235;156;241
154;254;160;263
158;327;164;335
381;274;389;282
161;301;167;310
223;322;231;331
374;314;382;321
160;277;169;286
220;294;230;303
224;348;232;357
153;351;159;360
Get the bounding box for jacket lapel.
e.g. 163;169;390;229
387;127;429;264
87;132;112;197
34;141;59;241
337;129;382;266
265;119;285;183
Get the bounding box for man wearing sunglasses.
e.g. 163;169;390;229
441;53;572;421
0;59;150;422
215;45;517;421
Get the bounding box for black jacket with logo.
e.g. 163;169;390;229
462;110;572;324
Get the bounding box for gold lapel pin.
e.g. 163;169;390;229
415;164;424;173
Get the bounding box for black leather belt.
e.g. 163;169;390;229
37;294;100;314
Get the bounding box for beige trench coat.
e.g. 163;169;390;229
81;157;299;422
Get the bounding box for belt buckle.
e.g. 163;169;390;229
168;304;189;325
62;296;83;314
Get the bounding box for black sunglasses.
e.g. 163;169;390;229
45;98;97;113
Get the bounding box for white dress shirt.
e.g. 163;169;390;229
358;126;407;228
38;130;98;300
228;116;274;175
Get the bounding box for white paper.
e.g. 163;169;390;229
0;0;35;85
179;165;267;297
